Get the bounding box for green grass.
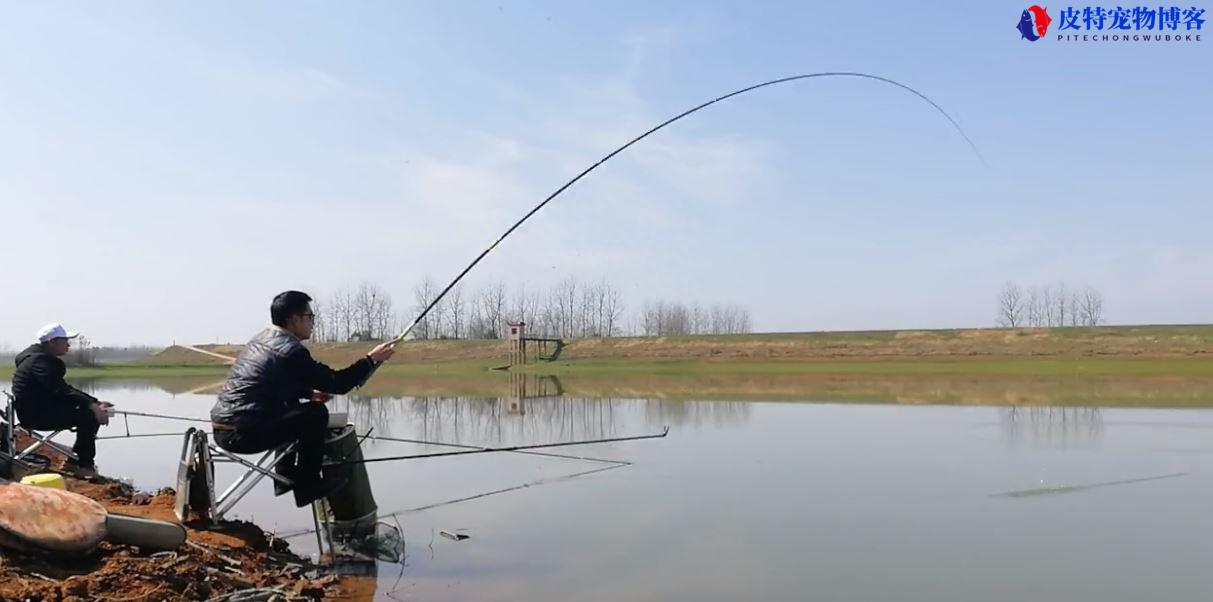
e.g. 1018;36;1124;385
4;356;1213;407
3;355;1210;381
0;364;230;380
494;356;1213;377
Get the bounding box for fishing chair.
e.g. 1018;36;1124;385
0;390;80;464
174;427;297;525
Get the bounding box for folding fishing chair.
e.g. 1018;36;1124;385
1;389;80;464
174;427;297;525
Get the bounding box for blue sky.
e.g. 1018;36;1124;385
1;1;1209;347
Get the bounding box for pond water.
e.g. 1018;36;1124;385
5;379;1212;601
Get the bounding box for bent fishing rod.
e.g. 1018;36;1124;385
98;408;655;464
326;426;669;467
374;72;983;359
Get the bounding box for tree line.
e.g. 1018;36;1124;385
311;276;752;342
997;281;1105;328
0;342;160;367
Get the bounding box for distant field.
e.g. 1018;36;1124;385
4;324;1212;369
150;323;1213;367
2;324;1209;383
2;325;1210;406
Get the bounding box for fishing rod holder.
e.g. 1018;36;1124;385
174;427;297;526
309;425;404;565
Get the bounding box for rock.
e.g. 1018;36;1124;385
184;581;213;598
290;579;326;600
61;576;89;597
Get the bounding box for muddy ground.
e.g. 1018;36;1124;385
1;441;376;601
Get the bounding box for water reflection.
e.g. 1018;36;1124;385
74;372;1213;407
330;394;749;444
1001;407;1104;448
10;379;1213;601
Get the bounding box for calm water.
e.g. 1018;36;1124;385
6;379;1213;601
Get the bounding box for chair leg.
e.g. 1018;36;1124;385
174;429;200;522
2;394;15;456
212;443;298;521
14;429;79;463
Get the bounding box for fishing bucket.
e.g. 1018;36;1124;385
320;424;378;539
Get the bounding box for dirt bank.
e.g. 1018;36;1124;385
1;440;375;601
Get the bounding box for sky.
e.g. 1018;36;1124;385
1;1;1209;348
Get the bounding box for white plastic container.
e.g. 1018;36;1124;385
327;411;348;429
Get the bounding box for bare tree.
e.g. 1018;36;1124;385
997;282;1025;328
668;303;691;334
1000;281;1106;329
70;336;97;367
446;283;466;339
351;282;393;340
538;287;561;337
321;289;357;342
1025;286;1043;327
311;300;329;342
394;274;751;339
553;277;579;338
602;283;625;337
1054;282;1068;328
641;300;662;335
1078;286;1105;326
579;285;598;336
1038;285;1054;327
476;281;508;339
737;307;752;333
510;284;535;332
413;277;437;340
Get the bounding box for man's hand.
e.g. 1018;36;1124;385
310;390;332;404
367;341;396;364
89;402;110;426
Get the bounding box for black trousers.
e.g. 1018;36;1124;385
18;404;101;466
214;404;328;486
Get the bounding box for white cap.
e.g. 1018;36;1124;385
37;323;79;343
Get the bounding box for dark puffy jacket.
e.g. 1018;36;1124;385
11;344;98;423
210;327;375;427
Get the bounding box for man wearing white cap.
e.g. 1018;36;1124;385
10;323;112;478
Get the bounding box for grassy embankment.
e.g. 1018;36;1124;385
3;325;1211;405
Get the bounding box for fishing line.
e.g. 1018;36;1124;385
112;410;210;424
328;427;669;466
382;72;984;352
365;433;631;465
274;462;628;540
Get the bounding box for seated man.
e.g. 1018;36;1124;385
210;290;395;507
11;323;112;479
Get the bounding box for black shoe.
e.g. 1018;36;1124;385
293;476;348;508
64;460;99;480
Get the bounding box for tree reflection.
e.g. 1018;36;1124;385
1001;406;1104;448
330;375;750;447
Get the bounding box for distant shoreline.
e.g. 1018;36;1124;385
3;324;1211;380
3;325;1210;407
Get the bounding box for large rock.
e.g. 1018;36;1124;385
0;480;108;555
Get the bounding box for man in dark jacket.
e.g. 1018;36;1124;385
11;323;112;478
210;290;395;507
